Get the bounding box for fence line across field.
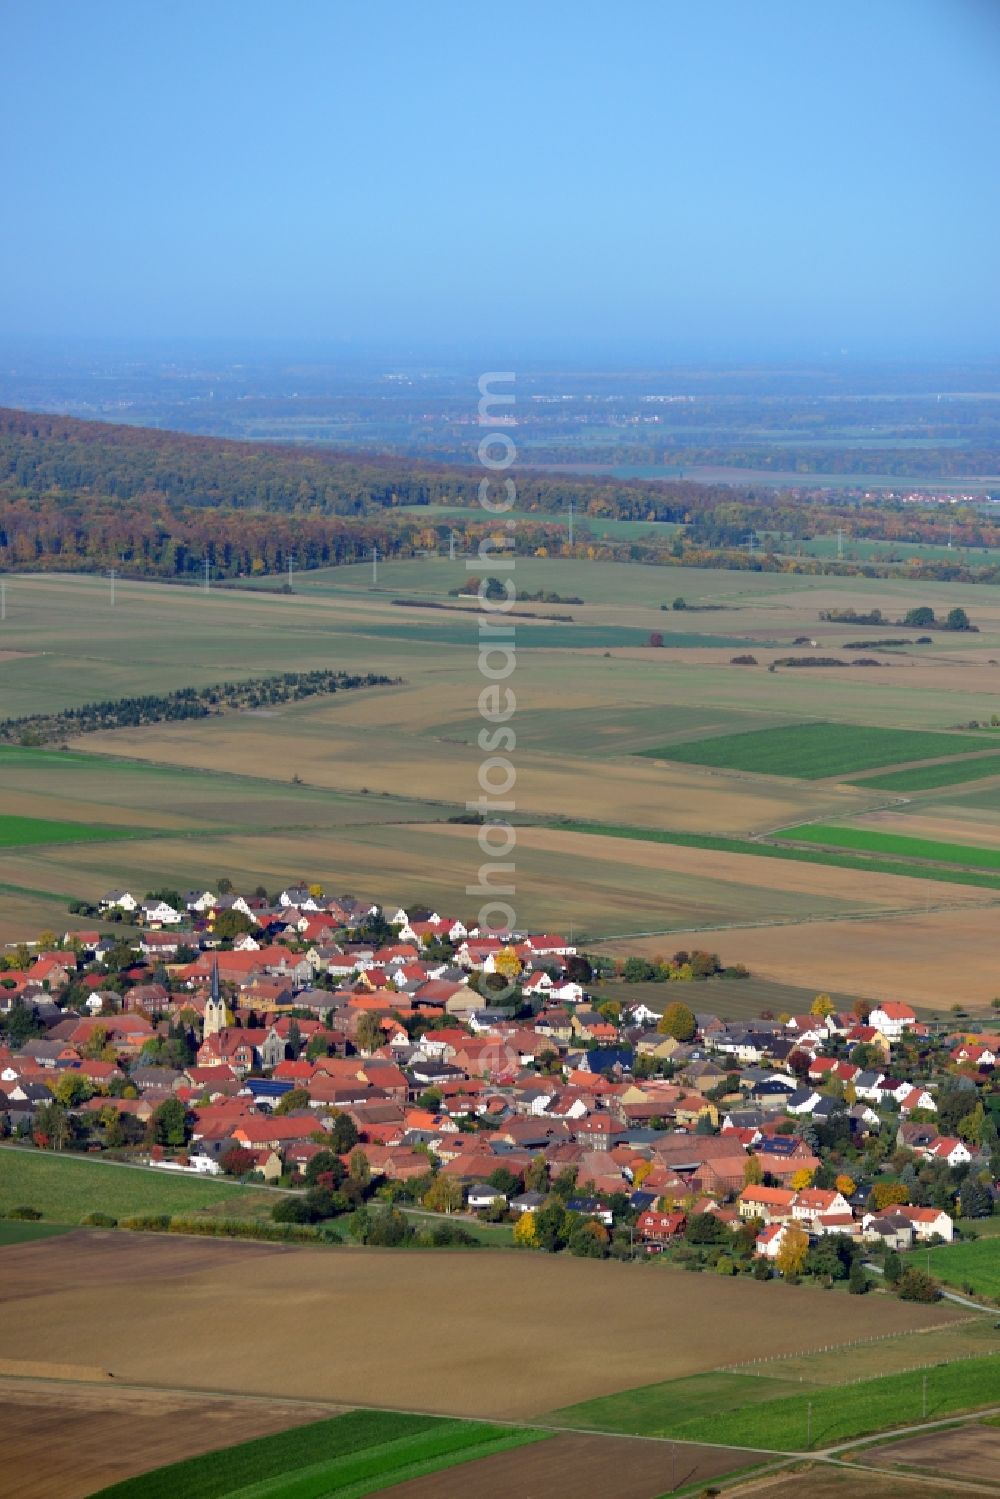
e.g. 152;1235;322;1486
717;1316;978;1375
721;1347;995;1384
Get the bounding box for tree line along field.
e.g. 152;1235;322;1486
640;722;1000;780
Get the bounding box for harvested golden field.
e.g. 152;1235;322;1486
0;892;95;946
0;1381;338;1499
0;1233;959;1422
690;650;1000;703
0;820;874;943
506;824;985;910
634;902;1000;1009
79;706;860;836
6;562;1000;965
0;785;187;831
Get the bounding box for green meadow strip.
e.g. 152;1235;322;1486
88;1412;543;1499
850;754;1000;790
551;820;1000;891
87;1413;440;1499
780;823;1000;871
0;813;151;848
548;1355;1000;1450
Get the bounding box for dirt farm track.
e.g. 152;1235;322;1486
2;1232;959;1420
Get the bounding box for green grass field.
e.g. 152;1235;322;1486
778;823;1000;871
552;819;1000;893
639;723;997;780
0;814;142;848
925;1239;1000;1301
0;1148;259;1222
89;1410;543;1499
548;1355;1000;1451
0;1218;74;1245
353;618;759;651
850;754;1000;791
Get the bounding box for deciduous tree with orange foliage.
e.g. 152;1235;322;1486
775;1222;809;1279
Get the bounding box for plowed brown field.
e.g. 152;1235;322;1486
0;1381;337;1499
0;1233;959;1420
386;1432;755;1499
636;902;1000;1008
862;1422;1000;1484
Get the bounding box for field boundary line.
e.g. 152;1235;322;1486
722;1348;998;1387
4;1371;999;1466
0;1371;786;1457
716;1316;982;1376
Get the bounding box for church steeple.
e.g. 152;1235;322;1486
203;958;226;1039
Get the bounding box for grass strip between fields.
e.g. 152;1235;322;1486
551;820;1000;892
779;823;1000;871
548;1354;1000;1451
850;753;1000;790
89;1410;546;1499
0;813;156;848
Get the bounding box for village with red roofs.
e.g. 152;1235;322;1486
2;878;995;1281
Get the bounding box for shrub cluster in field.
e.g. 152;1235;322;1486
0;670;399;746
118;1212;341;1244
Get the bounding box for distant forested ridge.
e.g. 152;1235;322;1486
3;406;1000;585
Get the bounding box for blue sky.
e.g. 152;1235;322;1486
2;0;998;356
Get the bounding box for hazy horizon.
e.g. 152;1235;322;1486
2;0;999;358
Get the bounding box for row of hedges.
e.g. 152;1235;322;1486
117;1213;341;1244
